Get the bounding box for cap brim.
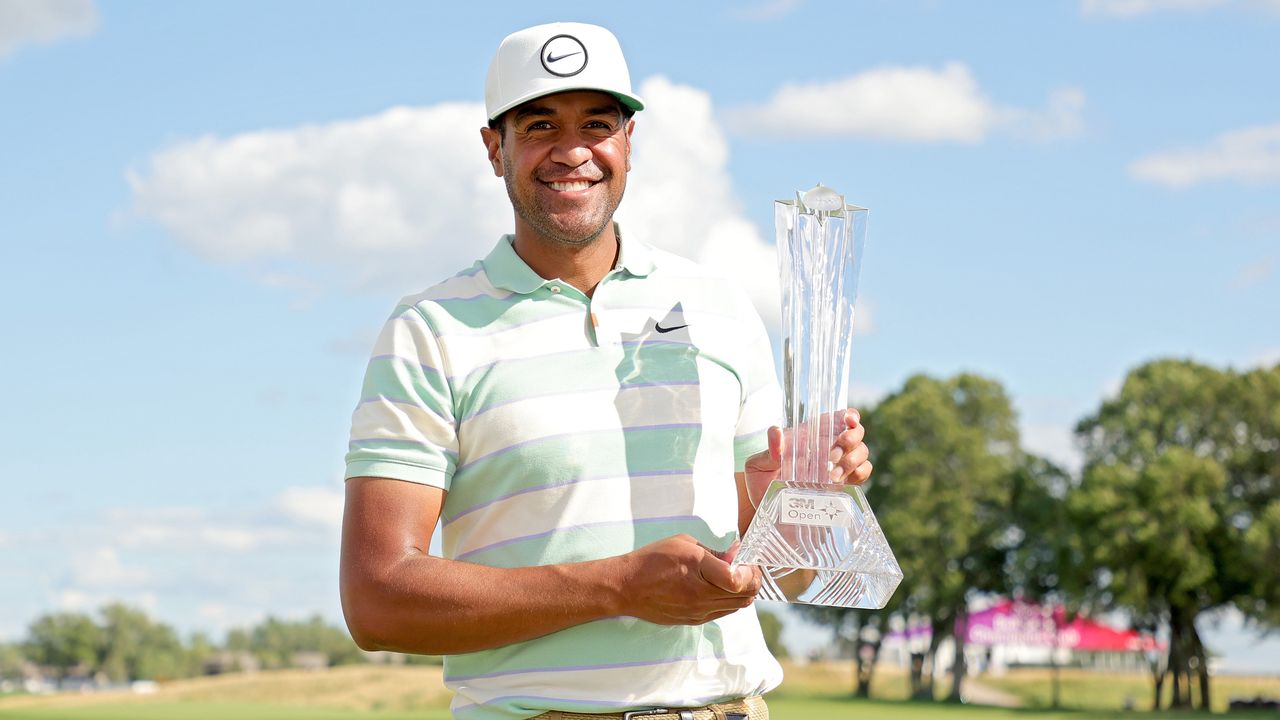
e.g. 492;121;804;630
488;87;645;121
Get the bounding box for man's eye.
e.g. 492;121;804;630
525;121;553;131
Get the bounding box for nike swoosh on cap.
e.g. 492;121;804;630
545;50;583;63
654;322;688;333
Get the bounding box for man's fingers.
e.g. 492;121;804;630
698;548;757;594
768;426;786;464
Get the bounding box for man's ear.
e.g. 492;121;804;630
480;126;504;177
624;118;635;172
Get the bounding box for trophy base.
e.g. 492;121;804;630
734;481;902;609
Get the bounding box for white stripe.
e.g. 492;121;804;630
460;384;703;464
351;399;456;450
437;313;593;373
446;472;698;558
449;611;781;710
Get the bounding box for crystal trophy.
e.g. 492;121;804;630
733;184;902;609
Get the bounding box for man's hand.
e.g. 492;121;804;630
615;535;762;625
742;409;872;509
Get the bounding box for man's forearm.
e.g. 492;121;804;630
342;550;628;656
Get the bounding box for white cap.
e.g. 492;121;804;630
485;22;645;121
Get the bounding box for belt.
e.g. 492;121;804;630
532;696;768;720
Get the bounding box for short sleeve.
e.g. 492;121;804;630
732;293;785;471
344;303;458;490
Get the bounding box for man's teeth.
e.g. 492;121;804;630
549;180;593;191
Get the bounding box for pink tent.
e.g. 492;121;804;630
960;599;1163;652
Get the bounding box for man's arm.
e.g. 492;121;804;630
339;476;762;656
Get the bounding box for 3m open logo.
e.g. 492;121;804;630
778;489;851;528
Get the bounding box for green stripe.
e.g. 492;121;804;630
443;426;712;520
362;356;452;408
445;617;728;680
458;515;731;568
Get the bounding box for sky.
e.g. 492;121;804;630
1;0;1278;674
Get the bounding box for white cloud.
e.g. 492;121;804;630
618;77;780;325
847;383;888;410
276;486;344;530
727;63;1084;143
0;0;97;60
1246;348;1280;369
1081;0;1280;16
70;546;149;588
1020;422;1084;474
1230;256;1273;290
1130;123;1280;188
130;76;783;324
130;102;509;293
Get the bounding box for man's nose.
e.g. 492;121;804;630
549;134;593;167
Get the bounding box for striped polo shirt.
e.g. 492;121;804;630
345;232;785;720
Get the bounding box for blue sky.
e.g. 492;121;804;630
1;0;1278;672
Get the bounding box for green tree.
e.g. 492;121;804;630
0;642;25;680
755;608;788;660
1003;454;1079;709
792;603;896;697
865;373;1021;702
237;615;364;669
24;613;100;681
1072;358;1280;711
95;603;187;682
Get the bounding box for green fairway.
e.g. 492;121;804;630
4;696;1280;720
0;700;450;720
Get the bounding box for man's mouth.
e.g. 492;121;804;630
546;180;596;192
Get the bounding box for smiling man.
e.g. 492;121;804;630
339;22;872;720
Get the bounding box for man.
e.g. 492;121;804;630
339;22;872;720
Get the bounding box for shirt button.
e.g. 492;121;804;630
550;285;561;294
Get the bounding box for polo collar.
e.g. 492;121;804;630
482;226;657;295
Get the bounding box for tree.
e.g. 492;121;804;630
792;604;895;697
95;603;187;682
235;615;364;669
1004;454;1078;709
0;642;25;680
755;608;789;660
1073;358;1280;711
24;613;100;681
864;373;1022;702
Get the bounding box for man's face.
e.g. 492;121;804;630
481;91;634;247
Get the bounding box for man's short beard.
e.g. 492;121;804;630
501;146;624;248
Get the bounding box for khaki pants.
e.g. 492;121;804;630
532;696;768;720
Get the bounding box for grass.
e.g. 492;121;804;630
979;667;1280;713
0;663;1276;719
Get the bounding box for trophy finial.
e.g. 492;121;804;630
802;183;844;212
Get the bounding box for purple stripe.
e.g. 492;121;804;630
453;690;736;714
446;653;724;682
461;424;700;467
621;339;693;348
455;515;700;561
442;469;693;525
460;380;701;422
618;380;700;389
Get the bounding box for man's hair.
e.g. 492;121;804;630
488;105;635;141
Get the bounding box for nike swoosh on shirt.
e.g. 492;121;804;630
654;322;689;333
546;51;583;63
